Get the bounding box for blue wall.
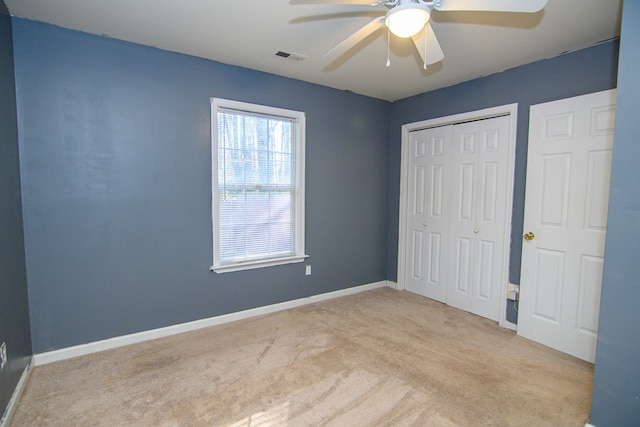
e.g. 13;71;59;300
590;1;640;425
0;1;31;416
6;6;640;425
12;19;391;353
387;40;619;321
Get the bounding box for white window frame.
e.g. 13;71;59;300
210;98;307;273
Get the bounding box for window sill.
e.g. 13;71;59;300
210;254;309;274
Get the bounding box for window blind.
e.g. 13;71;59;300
216;108;297;264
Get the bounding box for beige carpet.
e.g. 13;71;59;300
11;288;593;426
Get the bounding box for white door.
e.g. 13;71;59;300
447;117;511;321
518;89;616;363
404;114;512;322
405;125;453;303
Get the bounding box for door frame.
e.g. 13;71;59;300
397;103;518;329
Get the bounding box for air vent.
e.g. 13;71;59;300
275;50;308;63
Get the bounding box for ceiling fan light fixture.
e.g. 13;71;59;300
385;4;430;38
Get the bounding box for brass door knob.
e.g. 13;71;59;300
523;232;535;240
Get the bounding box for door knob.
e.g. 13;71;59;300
523;232;535;240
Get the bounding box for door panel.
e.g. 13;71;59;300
518;89;616;362
410;230;424;280
405;126;453;302
458;164;475;221
480;162;498;222
584;150;611;229
532;248;564;323
540;154;571;227
427;232;442;285
412;165;426;217
429;165;444;217
477;240;494;300
447;117;510;320
577;255;603;334
454;237;472;295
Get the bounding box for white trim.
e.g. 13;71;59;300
502;319;518;331
33;281;390;366
210;97;306;273
397;104;518;329
210;254;309;273
585;423;597;427
0;357;33;427
386;280;400;290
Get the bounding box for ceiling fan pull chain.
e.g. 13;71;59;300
423;25;428;70
386;27;391;67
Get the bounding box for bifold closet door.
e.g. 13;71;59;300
446;116;511;321
404;115;511;322
404;125;453;303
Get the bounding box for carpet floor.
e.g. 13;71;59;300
10;287;594;426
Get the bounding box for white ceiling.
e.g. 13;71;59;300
5;0;622;101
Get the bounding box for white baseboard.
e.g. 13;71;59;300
34;280;391;366
500;319;518;331
0;357;33;427
585;423;596;427
386;280;400;290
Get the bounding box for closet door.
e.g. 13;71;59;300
447;116;511;321
404;125;453;303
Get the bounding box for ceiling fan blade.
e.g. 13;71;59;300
290;0;380;5
412;22;444;66
324;16;386;61
434;0;547;13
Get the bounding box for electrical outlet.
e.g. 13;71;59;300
507;283;520;301
305;265;311;276
0;342;6;370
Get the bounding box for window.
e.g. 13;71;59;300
210;98;307;273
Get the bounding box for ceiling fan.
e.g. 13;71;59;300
290;0;548;69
